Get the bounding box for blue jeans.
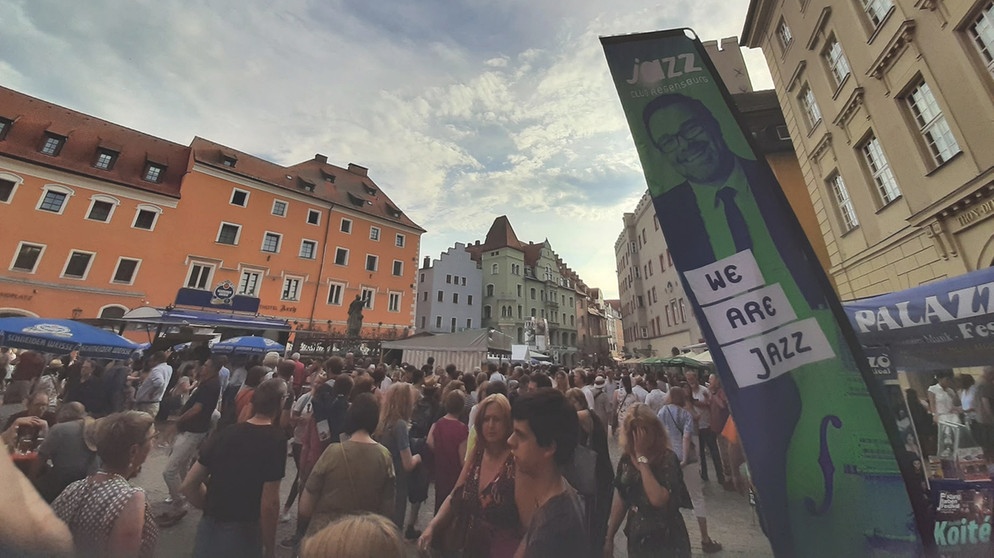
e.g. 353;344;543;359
192;515;262;558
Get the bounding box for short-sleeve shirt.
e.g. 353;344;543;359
658;404;695;462
377;420;411;489
198;422;287;522
520;486;588;558
179;376;221;433
303;440;395;536
292;392;314;444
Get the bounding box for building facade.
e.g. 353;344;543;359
743;1;994;299
0;86;423;337
415;242;482;333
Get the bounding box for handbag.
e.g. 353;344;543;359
435;484;469;556
564;442;598;497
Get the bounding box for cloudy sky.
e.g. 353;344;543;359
1;0;770;298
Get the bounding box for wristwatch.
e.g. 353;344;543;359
637;455;649;464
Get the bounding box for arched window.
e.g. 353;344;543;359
486;284;495;297
484;305;492;319
99;305;128;319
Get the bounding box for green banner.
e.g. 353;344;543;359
601;29;928;556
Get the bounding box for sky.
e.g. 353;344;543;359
0;0;771;299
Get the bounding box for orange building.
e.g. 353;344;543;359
0;86;423;338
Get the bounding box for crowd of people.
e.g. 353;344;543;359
1;345;755;557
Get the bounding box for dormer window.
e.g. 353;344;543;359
386;205;402;219
40;133;65;156
362;183;377;196
298;177;316;192
320;168;336;183
221;153;237;167
0;118;11;141
143;162;165;183
94;148;118;171
347;192;365;207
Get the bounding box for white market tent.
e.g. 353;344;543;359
381;329;512;373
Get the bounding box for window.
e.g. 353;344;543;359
436;316;443;328
438;290;444;302
112;258;141;284
461;277;466;286
261;232;282;253
530;288;536;299
0;177;16;202
467;295;473;305
40;134;65;156
307;209;321;225
420;273;425;283
0;118;10;140
217;223;241;245
239;270;262;296
230;189;249;207
906;80;960;165
491;263;499;275
861;135;901;203
969;2;994;76
282;277;302;301
679;299;687;322
453;292;459;304
823;36;851;87
392;260;403;276
94;149;118;170
517;284;522;297
222;155;237;167
10;242;44;273
467;319;473;329
484;306;492;319
365;254;378;271
798;84;822;129
143;163;165;183
422;291;428;301
486;284;495;297
446;274;452;284
133;206;160;230
777;19;793;49
369;226;380;241
300;240;317;259
340;218;352;233
335;248;349;266
451;317;457;333
361;287;374;309
327;282;344;305
389;292;401;312
186;263;214;289
395;234;405;247
272;200;288;217
531;308;537;317
829;173;859;231
861;0;893;27
62;251;94;279
86;198;116;222
421;316;427;329
37;188;70;213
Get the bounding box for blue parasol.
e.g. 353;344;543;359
0;317;138;358
211;336;285;355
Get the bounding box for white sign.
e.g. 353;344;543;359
684;250;764;306
702;284;797;345
720;318;835;388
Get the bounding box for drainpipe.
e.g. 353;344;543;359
307;204;334;334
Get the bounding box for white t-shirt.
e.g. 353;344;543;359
645;389;666;413
292;392;314;444
689;385;711;430
929;384;961;424
633;385;649;403
489;372;506;384
581;385;596;410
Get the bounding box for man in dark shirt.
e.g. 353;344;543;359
183;378;287;558
158;359;222;525
509;388;589;558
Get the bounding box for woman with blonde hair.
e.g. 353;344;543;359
604;404;691;558
419;393;522;558
373;382;422;528
301;513;404;558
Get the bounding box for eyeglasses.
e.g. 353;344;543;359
655;122;707;154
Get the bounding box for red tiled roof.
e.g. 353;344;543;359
0;86;188;198
191;137;424;232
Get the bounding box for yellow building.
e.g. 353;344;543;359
743;1;994;299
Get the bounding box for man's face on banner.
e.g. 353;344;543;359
648;101;731;183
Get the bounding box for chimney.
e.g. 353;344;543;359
423;256;431;269
314;154;328;164
347;163;368;176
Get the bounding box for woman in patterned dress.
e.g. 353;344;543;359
418;393;522;558
52;411;159;557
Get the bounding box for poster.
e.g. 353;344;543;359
601;29;926;556
933;488;994;557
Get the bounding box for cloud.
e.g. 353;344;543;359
0;0;771;298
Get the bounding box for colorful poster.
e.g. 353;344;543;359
601;29;926;556
933;487;994;557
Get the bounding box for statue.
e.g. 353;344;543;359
347;294;365;338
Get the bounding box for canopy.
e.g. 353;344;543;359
645;355;709;369
382;329;512;373
843;266;994;370
107;307;291;331
211;336;285;355
0;317;138;358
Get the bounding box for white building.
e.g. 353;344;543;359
415;242;483;333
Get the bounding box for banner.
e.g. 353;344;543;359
844;266;994;370
602;29;927;556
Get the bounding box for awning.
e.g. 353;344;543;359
107;307;291;331
843;266;994;370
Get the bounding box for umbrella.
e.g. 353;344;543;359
0;317;139;358
211;336;285;355
657;355;708;369
693;350;713;364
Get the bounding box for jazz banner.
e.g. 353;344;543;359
602;29;929;556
